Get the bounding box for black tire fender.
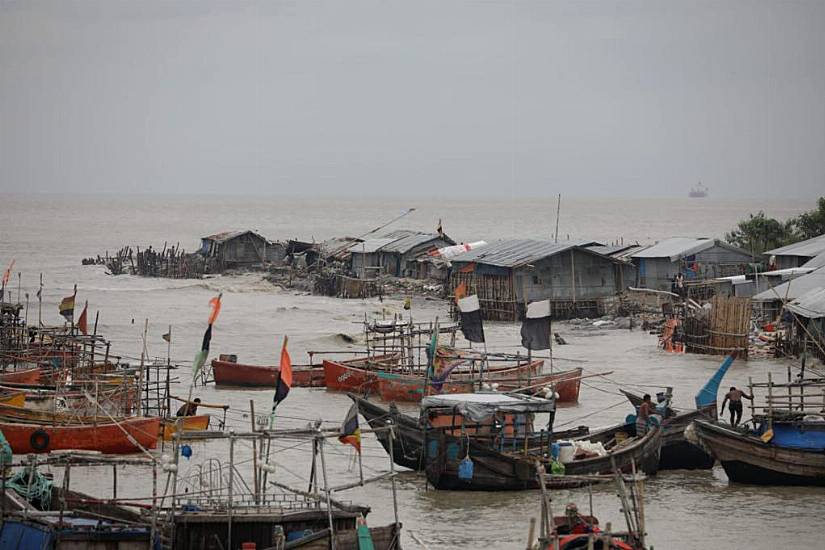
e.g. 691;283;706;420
30;429;50;451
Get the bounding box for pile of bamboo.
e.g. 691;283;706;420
705;295;751;358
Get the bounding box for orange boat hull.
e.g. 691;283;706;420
498;367;583;403
0;417;161;454
161;414;211;441
0;368;42;385
377;376;474;402
212;360;324;388
549;367;583;403
323;354;401;393
323;360;380;393
377;360;545;403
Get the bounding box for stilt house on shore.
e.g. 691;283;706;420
764;233;825;270
349;230;455;279
448;239;630;320
629;237;752;291
200;230;285;269
784;287;825;360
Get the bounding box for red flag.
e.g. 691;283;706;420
77;302;88;335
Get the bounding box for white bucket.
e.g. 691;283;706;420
558;441;575;463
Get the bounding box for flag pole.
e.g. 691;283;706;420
138;318;149;416
17;272;21;305
71;284;77;334
357;407;364;486
38;273;43;327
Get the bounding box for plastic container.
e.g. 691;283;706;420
558;441;575;463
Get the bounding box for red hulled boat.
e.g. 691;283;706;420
322;354;402;393
376;359;546;402
0;367;42;385
212;357;324;388
0;416;161;454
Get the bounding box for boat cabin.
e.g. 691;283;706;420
420;392;555;438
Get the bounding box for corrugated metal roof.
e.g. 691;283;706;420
753;266;825;301
381;229;421;239
631;237;716;260
786;287;825;319
765;234;825;258
449;239;594;268
202;230;262;243
802;250;825;269
613;244;650;261
380;232;451;254
585;244;640;258
348;238;398;254
630;237;747;261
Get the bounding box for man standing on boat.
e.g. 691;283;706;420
721;386;753;427
636;394;653;435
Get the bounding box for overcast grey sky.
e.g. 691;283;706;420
1;1;823;198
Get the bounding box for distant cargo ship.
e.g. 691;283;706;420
689;182;708;198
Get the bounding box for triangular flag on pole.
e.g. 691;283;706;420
59;295;75;322
339;403;362;454
77;301;88;335
269;336;293;427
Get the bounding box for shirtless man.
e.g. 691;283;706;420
721;386;753;427
636;394;653;435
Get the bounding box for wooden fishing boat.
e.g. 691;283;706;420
0;367;42;384
212;357;324;388
620;354;735;470
0;416;161;454
160;414;211;441
532;467;648;549
623;390;713;470
283;522;401;549
484;367;582;402
351;394;588;472
14;385;135;415
322;354;402;393
423;391;662;490
375;359;547;403
691;417;825;485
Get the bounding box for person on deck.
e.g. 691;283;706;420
675;272;686;298
176;397;201;417
721;387;753;427
636;394;653;436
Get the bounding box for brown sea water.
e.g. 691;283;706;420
0;193;820;549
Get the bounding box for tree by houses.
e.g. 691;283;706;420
725;197;825;257
795;197;825;240
725;211;796;257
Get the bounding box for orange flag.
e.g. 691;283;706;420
273;336;293;406
77;302;88;335
208;293;222;325
279;336;293;389
2;259;13;286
